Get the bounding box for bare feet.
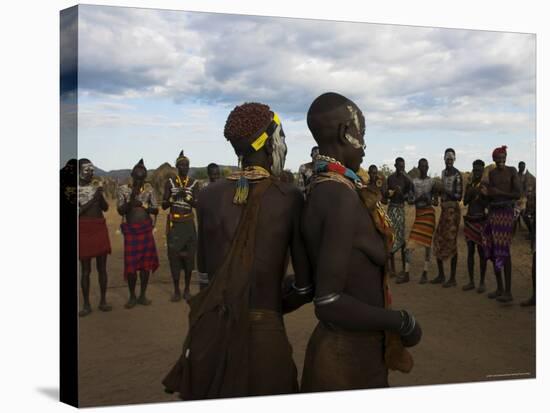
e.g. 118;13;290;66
462;281;475;291
419;271;428;284
137;295;152;306
98;303;112;312
476;283;486;294
171;292;181;302
79;304;92;317
442;278;457;288
496;293;513;303
125;296;137;309
183;290;192;301
487;289;503;299
430;274;445;284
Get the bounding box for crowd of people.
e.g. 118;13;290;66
67;91;536;399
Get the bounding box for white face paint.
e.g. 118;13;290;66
344;133;366;150
344;104;366;150
444;151;456;161
80;163;94;181
347;104;361;132
270;123;287;176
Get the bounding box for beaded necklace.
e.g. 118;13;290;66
227;165;271;205
129;182;145;194
175;175;189;188
314;154;364;189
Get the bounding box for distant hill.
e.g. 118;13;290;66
93;164;241;198
98;169;132;181
93;164;239;182
93;166;109;177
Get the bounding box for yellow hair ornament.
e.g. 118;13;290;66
250;112;281;151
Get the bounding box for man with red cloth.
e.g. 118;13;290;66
78;158;112;317
117;159;160;309
481;146;521;303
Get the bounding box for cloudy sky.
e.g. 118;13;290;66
65;4;536;175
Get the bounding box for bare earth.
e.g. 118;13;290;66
78;202;536;407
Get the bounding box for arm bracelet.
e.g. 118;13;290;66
399;310;416;336
197;272;209;285
313;293;341;306
292;282;313;295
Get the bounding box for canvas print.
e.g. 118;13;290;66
60;4;536;408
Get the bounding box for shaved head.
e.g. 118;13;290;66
307;92;364;144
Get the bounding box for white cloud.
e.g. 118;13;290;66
74;5;536;172
77;6;534;135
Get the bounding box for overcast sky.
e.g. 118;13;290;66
66;4;536;175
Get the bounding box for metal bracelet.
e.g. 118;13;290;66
399;310;409;335
399;310;416;336
197;272;209;284
292;282;313;295
313;293;341;306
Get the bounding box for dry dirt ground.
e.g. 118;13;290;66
78;202;536;407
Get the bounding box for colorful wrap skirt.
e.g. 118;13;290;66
463;215;486;246
433;201;461;261
120;219;159;279
408;206;436;249
388;204;406;253
482;205;514;272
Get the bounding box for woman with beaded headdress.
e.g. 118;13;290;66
163;102;312;399
300;92;421;392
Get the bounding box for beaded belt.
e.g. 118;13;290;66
170;212;193;221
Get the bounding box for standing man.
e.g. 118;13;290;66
462;160;488;293
517;161;528;197
298;146;320;194
61;159;77;206
514;161;530;234
162;151;200;302
206;162;221;185
521;209;536;307
481;146;520;303
366;164;385;202
300;92;421;392
432;148;463;287
78;159;112;316
398;159;437;285
384;157;413;278
163;102;312;399
117;159;159;309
